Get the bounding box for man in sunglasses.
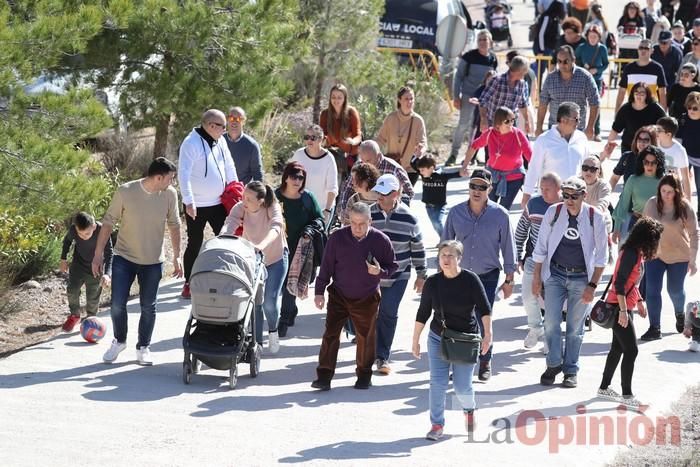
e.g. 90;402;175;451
651;31;683;86
224;106;263;184
442;168;516;381
615;39;668;112
178;109;238;299
537;45;599;140
532;176;608;388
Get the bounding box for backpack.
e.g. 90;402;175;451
550;203;595;228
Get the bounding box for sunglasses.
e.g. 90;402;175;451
693;41;700;46
228;116;244;123
502;118;516;125
469;183;489;192
289;174;305;181
581;164;600;173
638;46;651;50
689;106;700;112
209;121;226;129
637;136;651;143
563;116;580;123
643;159;658;166
557;59;571;64
562;192;582;200
303;135;320;141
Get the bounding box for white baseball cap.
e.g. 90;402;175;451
372;174;401;195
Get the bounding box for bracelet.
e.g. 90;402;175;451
587;281;597;289
324;209;332;213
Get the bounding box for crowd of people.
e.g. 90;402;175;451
55;0;700;443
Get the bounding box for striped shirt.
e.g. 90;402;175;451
514;195;556;261
370;202;427;287
338;155;414;212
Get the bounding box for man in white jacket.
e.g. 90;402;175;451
178;109;238;298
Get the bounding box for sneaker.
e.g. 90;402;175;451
181;282;191;299
311;379;331;391
620;395;642;409
597;387;622;401
540;365;562;385
354;378;372;389
136;346;154;366
689;340;700;352
425;424;444;441
464;410;475;433
478;361;491;381
103;339;126;363
444;154;457;166
524;327;544;349
562;374;577;388
676;314;685;333
376;358;391;375
62;315;81;332
268;331;280;354
640;326;661;341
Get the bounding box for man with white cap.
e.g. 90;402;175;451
532;176;608;388
442;168;516;381
370;174;427;375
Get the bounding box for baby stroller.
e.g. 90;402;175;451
182;235;266;389
485;0;513;47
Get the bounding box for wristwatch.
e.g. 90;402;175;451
503;279;513;285
587;281;598;289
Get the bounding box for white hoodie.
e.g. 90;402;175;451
178;128;238;208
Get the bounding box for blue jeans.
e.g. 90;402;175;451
110;255;163;349
376;279;409;360
521;257;544;330
428;330;476;426
645;258;688;328
477;269;500;363
425;204;447;238
256;251;289;342
488;177;523;211
543;265;590;374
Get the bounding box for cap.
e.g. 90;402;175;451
470;169;492;184
694;18;700;27
673;21;685;28
372;174;400;195
561;176;586;193
658;30;672;42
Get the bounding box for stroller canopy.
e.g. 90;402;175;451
190;236;259;294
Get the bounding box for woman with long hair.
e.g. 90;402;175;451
319;84;362;181
612;145;666;243
597;216;664;409
607;82;666;154
461;106;532;210
618;1;645;35
412;240;492;440
607;125;658;190
223;181;288;353
275;162;324;337
376;86;428;185
642;174;699;340
667;63;700;119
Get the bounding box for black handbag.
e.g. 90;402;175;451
435;279;482;363
590;276;633;329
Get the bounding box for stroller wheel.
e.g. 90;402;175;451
183;360;192;385
192;356;201;375
229;364;238;389
250;344;262;378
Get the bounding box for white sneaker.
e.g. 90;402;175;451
136;346;154;366
268;331;280;354
524;328;544;349
103;339;126;363
689;340;700;352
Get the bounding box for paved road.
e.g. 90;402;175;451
1;1;697;466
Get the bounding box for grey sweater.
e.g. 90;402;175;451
224;133;263;184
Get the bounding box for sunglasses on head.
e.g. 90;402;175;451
562;192;582;200
581;164;599;173
303;134;320;141
228;116;244;123
643;158;658;166
469;182;489;192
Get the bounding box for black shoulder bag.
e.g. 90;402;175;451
590;276;634;329
435;277;482;364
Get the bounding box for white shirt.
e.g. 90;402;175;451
523;126;589;196
178;128;238;208
660;139;689;172
290;148;339;207
533;202;609;282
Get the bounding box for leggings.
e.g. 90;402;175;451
600;313;638;396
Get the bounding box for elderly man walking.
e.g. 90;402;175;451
522;102;589;208
536;45;600;140
441;168;516;381
370;174;427;375
178;109;238;299
312;203;398;390
532;177;608;388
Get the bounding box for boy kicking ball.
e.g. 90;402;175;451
60;212;113;332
